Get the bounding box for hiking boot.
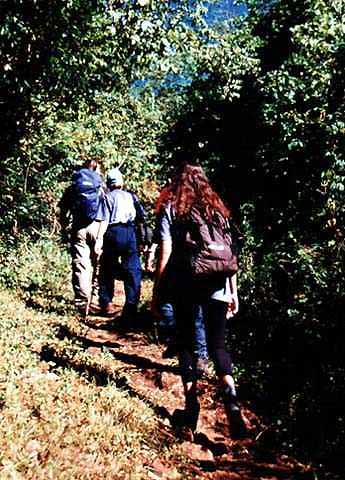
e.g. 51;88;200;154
172;397;200;437
195;357;209;378
121;303;138;319
171;409;195;442
185;392;200;432
120;304;139;328
101;303;117;317
157;327;175;345
76;303;88;317
228;409;247;439
162;342;178;359
223;391;247;439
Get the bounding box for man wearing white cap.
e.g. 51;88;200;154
96;167;146;318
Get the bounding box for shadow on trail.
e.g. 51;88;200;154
56;324;123;349
24;295;74;316
54;322;178;375
40;345;123;387
196;456;314;479
84;308;158;342
39;344;174;431
194;432;228;457
109;350;179;375
39;343;313;479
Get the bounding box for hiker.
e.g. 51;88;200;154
59;158;104;315
145;199;209;376
96;167;148;319
151;162;246;438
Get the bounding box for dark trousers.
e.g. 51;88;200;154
99;224;141;308
175;296;233;383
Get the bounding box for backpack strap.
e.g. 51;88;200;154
128;191;151;246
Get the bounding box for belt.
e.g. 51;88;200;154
108;221;134;228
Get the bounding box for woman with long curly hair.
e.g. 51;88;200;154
152;163;246;438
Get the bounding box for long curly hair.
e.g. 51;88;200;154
160;163;230;221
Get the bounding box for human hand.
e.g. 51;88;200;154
94;239;103;257
142;244;156;273
145;250;156;273
226;293;239;319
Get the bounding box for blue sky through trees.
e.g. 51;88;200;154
132;1;247;93
205;0;247;23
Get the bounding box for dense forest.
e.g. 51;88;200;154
0;0;344;477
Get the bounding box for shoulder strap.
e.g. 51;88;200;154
128;191;146;222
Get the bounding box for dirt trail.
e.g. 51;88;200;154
60;284;313;480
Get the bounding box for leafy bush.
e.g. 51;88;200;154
0;234;72;313
236;206;345;465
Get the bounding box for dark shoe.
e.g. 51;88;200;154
101;303;117;316
121;303;138;319
171;409;194;441
172;399;200;436
157;327;175;345
195;357;209;378
228;409;247;439
185;394;200;432
120;304;139;330
76;303;87;317
223;392;247;439
162;343;178;359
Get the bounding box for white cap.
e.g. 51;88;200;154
107;167;123;187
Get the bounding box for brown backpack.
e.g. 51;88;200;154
184;208;238;279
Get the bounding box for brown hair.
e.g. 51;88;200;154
155;183;171;214
162;163;230;221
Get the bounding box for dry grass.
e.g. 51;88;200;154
0;289;187;479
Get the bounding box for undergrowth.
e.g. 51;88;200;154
0;289;191;479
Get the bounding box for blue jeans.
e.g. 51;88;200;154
175;298;233;384
159;303;208;359
159;303;175;332
99;224;141;308
194;305;208;359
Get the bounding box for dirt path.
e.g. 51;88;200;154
59;289;314;480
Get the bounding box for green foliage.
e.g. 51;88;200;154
257;0;345;237
231;0;345;465
1;0;344;471
0;234;72;313
1;0;233;237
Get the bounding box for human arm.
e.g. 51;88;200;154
144;216;163;273
226;274;239;319
94;195;109;256
155;240;172;278
151;239;172;318
150;204;173;317
94;220;107;256
58;186;74;243
144;242;158;273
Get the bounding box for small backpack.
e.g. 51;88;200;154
184;208;238;279
71;168;102;223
